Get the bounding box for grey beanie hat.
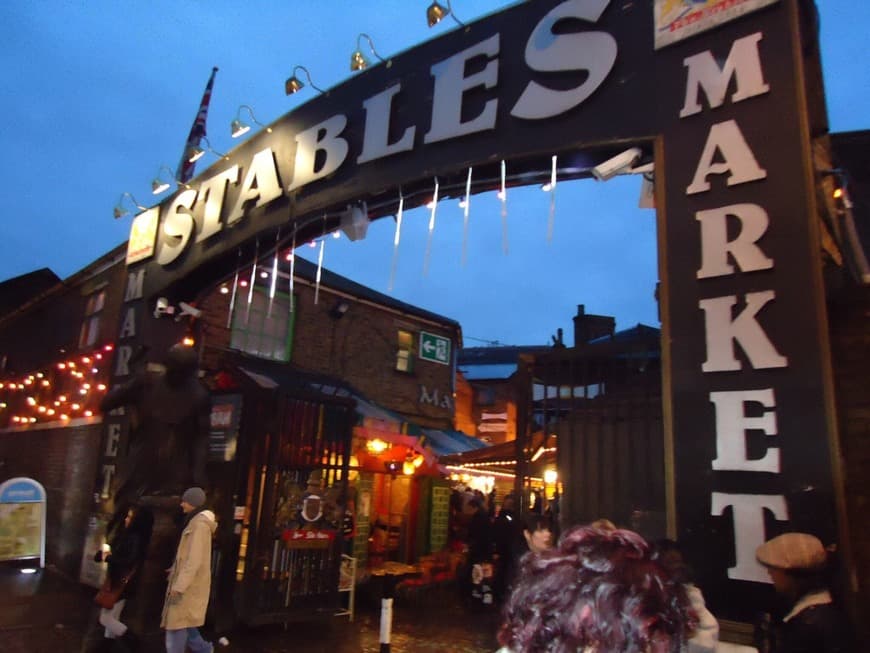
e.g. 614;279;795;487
181;487;206;508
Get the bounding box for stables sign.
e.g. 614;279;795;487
121;0;841;624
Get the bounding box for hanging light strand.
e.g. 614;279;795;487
500;159;509;255
226;249;242;329
461;167;472;267
423;177;440;276
547;155;557;243
388;190;405;292
267;228;281;317
245;239;259;325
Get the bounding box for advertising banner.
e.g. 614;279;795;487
654;0;779;49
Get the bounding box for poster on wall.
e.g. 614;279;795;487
0;477;46;565
654;0;779;49
209;394;242;462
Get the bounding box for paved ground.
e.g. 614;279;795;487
0;563;502;653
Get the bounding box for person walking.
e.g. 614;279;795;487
161;487;217;653
92;505;154;652
755;532;854;652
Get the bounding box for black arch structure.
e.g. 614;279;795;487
112;0;844;624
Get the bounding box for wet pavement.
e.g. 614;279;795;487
0;563;502;653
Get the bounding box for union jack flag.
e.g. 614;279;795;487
176;67;218;184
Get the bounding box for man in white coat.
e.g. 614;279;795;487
162;487;217;653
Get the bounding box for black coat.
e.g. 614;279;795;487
774;602;854;653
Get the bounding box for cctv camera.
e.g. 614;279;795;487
591;147;643;181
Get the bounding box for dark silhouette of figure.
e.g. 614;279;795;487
100;344;210;522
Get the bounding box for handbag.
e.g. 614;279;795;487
94;570;135;609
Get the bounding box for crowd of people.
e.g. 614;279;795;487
449;488;853;652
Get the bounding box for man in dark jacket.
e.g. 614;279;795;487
755;532;854;652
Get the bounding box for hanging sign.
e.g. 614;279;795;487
419;332;451;366
654;0;779;49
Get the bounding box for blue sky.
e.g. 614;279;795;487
1;1;866;346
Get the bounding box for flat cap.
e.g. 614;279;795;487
756;532;826;571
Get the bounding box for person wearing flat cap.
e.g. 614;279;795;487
755;532;853;652
161;487;217;653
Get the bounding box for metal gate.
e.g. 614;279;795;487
238;391;354;624
518;328;666;540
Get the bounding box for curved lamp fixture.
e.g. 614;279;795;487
231;104;273;138
151;165;177;195
427;0;464;27
350;33;385;72
285;65;324;96
187;136;228;163
113;192;147;219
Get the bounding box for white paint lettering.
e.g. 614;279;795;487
700;291;788;371
711;492;787;582
357;84;416;164
288;115;349;191
686;120;767;195
105;423;121;457
710;388;779;472
425;35;500;144
696;203;774;279
512;0;616;120
680;32;769;118
156;189;198;265
197;166;239;240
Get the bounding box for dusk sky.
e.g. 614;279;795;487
2;1;866;347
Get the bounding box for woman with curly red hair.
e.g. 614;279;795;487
497;525;697;653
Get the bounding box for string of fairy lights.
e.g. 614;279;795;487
0;343;113;429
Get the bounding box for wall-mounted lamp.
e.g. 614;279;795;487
350;33;385;72
187;136;227;163
151;165;177;195
113;192;147;219
427;0;464;27
329;299;350;319
231;104;273;138
285;65;324;96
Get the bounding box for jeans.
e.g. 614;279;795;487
165;627;212;653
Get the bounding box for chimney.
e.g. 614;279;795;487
573;304;615;345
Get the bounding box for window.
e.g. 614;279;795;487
79;288;106;349
230;288;295;362
395;330;415;373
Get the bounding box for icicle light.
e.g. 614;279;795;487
314;239;325;305
547;155;557;242
268;228;281;317
245;239;259;325
388;190;405;292
462;167;472;267
499;159;509;255
226;249;242;329
423;177;439;276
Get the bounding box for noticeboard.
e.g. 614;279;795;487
0;477;46;566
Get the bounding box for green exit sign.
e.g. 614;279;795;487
419;332;451;365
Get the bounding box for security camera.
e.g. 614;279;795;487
591;147;643;181
153;297;175;319
176;301;203;321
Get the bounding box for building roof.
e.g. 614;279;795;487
0;268;61;318
288;256;460;331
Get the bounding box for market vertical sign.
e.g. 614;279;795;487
657;0;837;617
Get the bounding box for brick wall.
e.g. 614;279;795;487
198;277;459;430
0;423;102;576
827;284;870;631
